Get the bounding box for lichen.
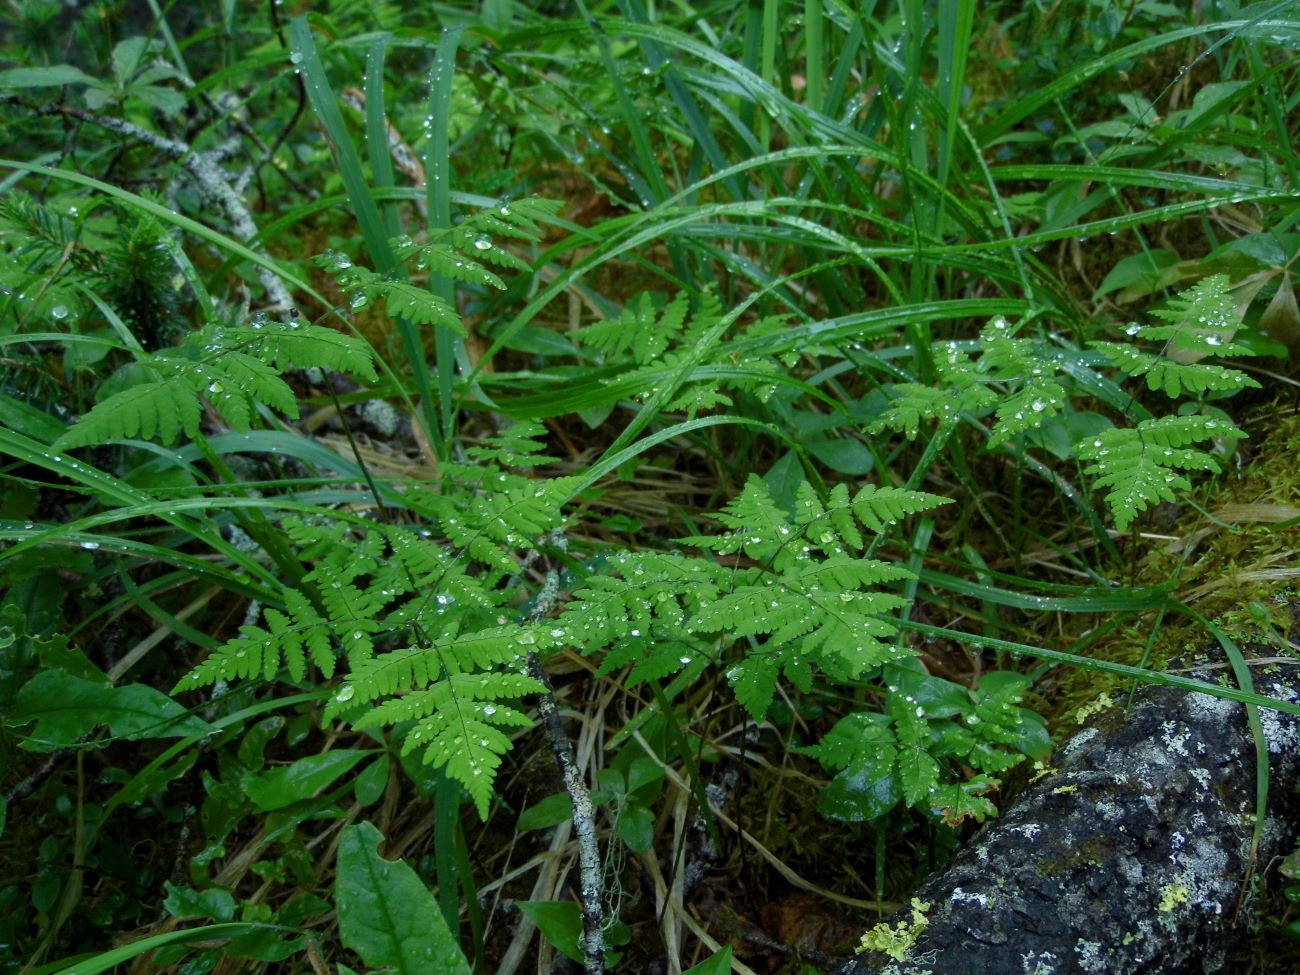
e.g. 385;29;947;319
859;897;933;961
1159;884;1191;913
1075;691;1117;725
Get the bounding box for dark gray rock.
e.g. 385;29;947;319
837;653;1300;975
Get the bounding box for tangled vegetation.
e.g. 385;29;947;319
1;1;1298;972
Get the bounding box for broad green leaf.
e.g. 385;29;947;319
518;792;575;832
683;947;734;975
819;763;901;822
336;822;471;975
11;670;212;746
807;437;875;475
162;882;236;922
517;901;583;964
353;755;390;806
242;749;370;811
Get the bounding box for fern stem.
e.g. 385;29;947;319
525;565;604;974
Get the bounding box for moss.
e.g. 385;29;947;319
1046;406;1300;741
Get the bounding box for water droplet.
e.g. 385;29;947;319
80;540;100;550
207;381;223;394
51;305;68;320
350;292;369;309
336;685;355;702
289;50;303;64
473;236;492;251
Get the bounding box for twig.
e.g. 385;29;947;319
526;565;605;975
3;96;295;312
2;732;95;806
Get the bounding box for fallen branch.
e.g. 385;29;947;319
3;96;295;311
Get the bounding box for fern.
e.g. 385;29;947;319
800;668;1047;824
562;474;949;720
574;289;788;417
356;673;541;818
58;316;376;448
1075;414;1236;530
173;422;573;818
1090;275;1258;397
1070;275;1254;529
575;292;690;364
174;587;333;691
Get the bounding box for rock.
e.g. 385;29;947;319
837;649;1300;975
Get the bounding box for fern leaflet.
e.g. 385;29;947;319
1075;414;1235;530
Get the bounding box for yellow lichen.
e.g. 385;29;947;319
1158;884;1191;913
1075;691;1117;725
858;897;933;961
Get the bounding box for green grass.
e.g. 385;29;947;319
1;0;1299;972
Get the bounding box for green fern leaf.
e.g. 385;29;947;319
1075;414;1232;530
576;292;690;364
1092;344;1258;398
867;381;989;440
986;379;1067;447
849;484;953;533
173;589;332;691
726;654;782;721
396;241;506;290
60;372;201;448
355;672;544;819
238;319;379;382
380;280;463;332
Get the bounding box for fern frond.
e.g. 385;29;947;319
379;279;464;332
357;672;544;818
463;420;556;468
557;552;721;652
58;313;377;448
338;647;443;708
173;589;332;691
397;241;506;289
986;379;1067;447
1092;343;1258;398
576;292;690;364
849;484;953;533
867;381;989;440
454;197;564;241
60;371;201;448
438;477;576;575
1075;414;1233;530
235;318;379;381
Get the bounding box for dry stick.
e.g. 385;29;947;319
525;567;605;975
5;98;294;312
527;656;605;974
